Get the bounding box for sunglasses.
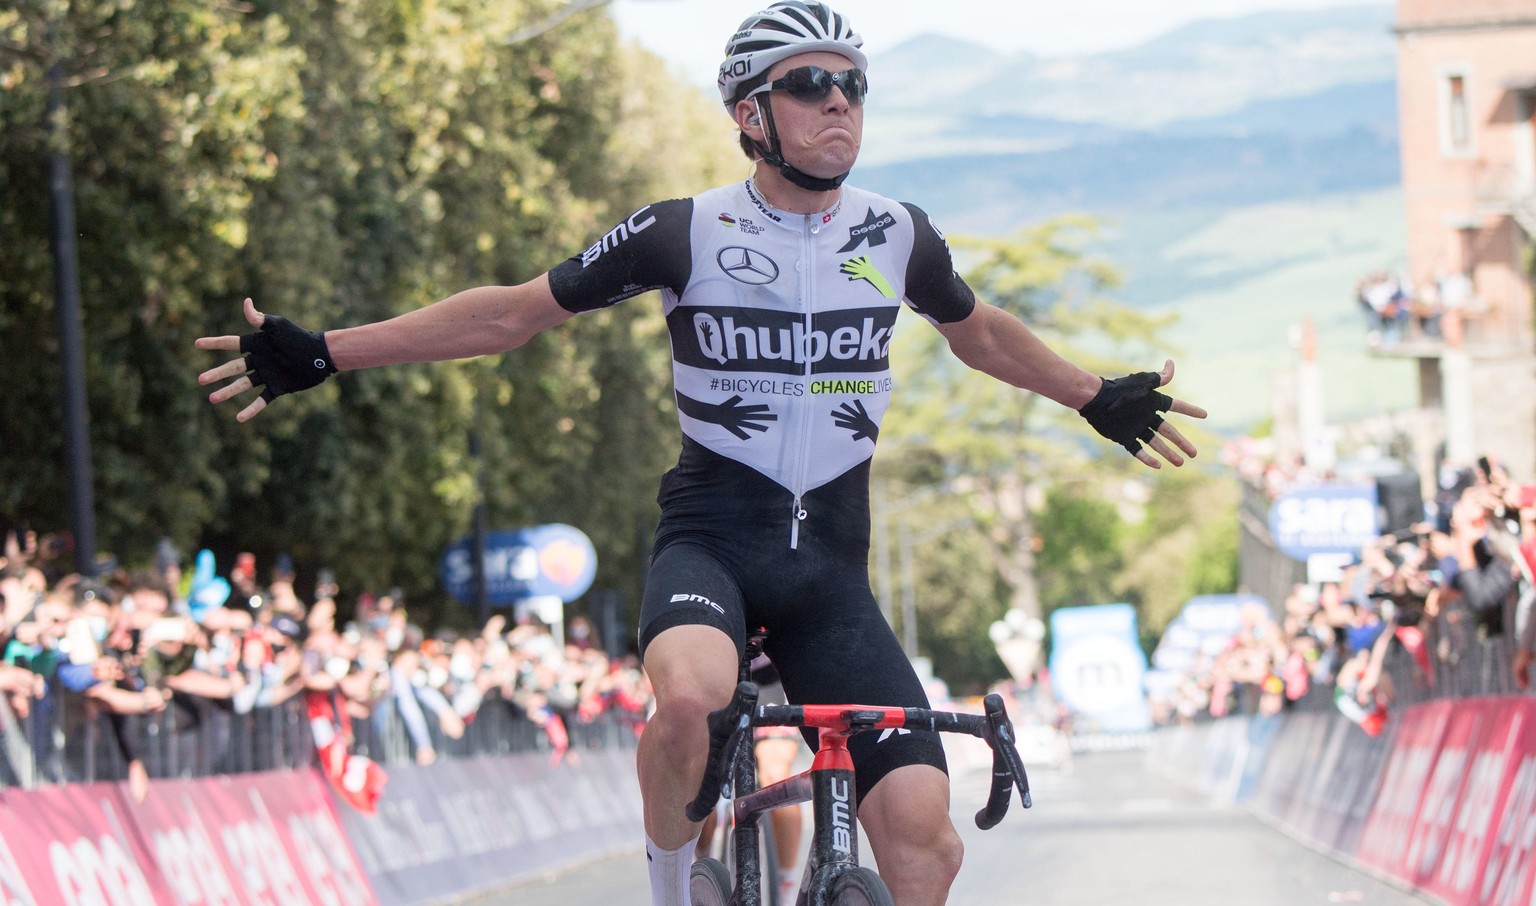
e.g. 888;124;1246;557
747;66;868;107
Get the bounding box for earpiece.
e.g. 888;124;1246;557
748;115;760;125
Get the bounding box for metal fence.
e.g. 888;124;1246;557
0;689;639;791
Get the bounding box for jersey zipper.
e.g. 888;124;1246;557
789;211;822;550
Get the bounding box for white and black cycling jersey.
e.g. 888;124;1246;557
549;179;975;548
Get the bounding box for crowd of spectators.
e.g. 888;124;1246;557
1354;268;1479;348
0;531;653;798
1155;452;1536;732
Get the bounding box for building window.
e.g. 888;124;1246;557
1440;68;1474;157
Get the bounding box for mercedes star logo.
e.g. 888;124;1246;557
717;246;780;286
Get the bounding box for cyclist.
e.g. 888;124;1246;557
196;3;1207;903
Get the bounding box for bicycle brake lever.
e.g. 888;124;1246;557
975;693;1032;829
685;681;760;822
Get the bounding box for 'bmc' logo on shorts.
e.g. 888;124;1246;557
670;593;725;615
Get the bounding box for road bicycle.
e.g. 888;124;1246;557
684;650;1032;906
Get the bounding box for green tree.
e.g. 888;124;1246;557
1035;485;1124;612
1;0;735;635
874;217;1203;687
1114;469;1240;639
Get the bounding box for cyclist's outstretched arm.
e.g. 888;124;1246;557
936;301;1103;408
326;275;574;368
936;301;1207;469
196;275;574;422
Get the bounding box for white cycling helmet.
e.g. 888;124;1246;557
718;1;867;109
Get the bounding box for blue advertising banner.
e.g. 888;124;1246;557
1048;603;1153;733
440;524;597;606
1151;593;1266;673
1268;483;1380;561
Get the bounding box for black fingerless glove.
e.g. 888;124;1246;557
1079;371;1172;455
239;314;337;402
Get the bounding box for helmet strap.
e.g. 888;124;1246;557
752;97;849;193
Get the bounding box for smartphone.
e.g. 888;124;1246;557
64;619;102;665
143;617;187;647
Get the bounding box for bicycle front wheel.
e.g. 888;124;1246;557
690;858;732;906
827;866;895;906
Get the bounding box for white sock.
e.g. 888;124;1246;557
647;832;700;906
780;862;801;896
780;868;799;899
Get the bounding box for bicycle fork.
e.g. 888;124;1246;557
731;727;859;906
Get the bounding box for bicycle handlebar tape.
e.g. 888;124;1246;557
685;681;760;823
975;693;1032;829
239;314;337;402
1078;371;1172;455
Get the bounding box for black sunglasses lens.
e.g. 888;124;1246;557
780;68;829;101
841;70;867;105
780;67;866;105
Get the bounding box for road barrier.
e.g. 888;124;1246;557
0;769;373;905
0;748;643;905
336;750;643;905
1151;697;1536;906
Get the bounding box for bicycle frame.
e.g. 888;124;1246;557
688;654;1031;905
725;702;1013;905
725;713;859;905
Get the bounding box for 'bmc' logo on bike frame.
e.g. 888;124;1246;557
831;777;853;855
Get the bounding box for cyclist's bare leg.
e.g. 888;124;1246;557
755;737;803;877
637;624;740;849
857;764;963;906
694;809;720;859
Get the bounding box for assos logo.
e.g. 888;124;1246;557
838;207;897;253
581;206;657;267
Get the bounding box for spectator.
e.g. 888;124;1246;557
1;525;658;798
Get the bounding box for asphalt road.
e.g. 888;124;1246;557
478;747;1433;905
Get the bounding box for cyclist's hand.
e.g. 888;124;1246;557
1079;360;1206;469
196;298;337;422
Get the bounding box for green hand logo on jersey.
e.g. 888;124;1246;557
839;257;896;299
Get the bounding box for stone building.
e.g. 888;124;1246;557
1377;0;1536;476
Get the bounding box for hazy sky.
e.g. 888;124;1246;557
610;0;1393;83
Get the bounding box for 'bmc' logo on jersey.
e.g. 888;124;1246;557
581;207;657;267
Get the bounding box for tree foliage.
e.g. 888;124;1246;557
1;0;736;634
874;218;1232;689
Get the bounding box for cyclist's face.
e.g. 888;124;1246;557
751;51;864;179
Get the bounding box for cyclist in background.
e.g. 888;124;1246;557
196;3;1206;903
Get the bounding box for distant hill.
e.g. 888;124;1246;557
851;5;1409;433
862;4;1397;159
857;127;1398;230
1156;80;1398;139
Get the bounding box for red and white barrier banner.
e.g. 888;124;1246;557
1354;699;1453;876
0;770;375;906
1295;696;1536;906
334;750;645;906
1478;714;1536;906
